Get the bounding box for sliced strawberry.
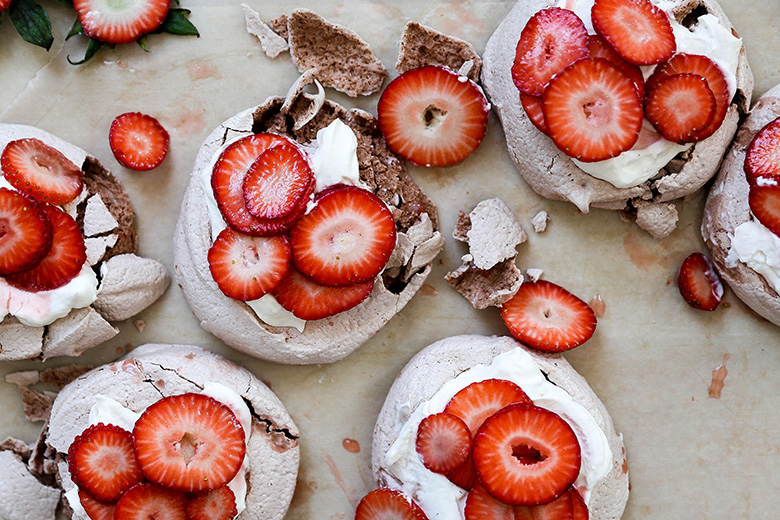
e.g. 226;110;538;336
207;227;290;301
445;453;478;490
591;0;676;66
473;403;581;506
586;34;645;99
114;482;187;520
185;486;237;520
520;93;549;135
745;116;780;186
355;488;429;520
132;393;246;493
444;379;531;435
514;488;574;520
271;267;374;320
212;133;297;236
109;112;169;171
464;483;515;520
0;188;52;276
541;58;643;162
644;73;715;143
72;0;169;44
0;0;10;12
6;204;86;292
750;184;780;235
79;490;116;520
243;144;313;219
569;488;589;520
415;412;472;474
501;280;597;352
67;423;144;504
377;65;489;167
290;185;396;286
511;8;588;97
677;252;724;311
2;138;83;205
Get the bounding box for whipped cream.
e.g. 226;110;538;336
558;0;742;188
726;218;780;293
383;348;613;519
66;383;253;520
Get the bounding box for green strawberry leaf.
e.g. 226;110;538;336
67;37;103;65
50;0;72;6
158;8;198;36
10;0;53;50
66;18;83;40
137;33;149;51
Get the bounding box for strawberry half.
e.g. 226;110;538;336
745;116;780;185
444;379;531;434
67;423;145;504
2;138;84;205
677;252;724;311
271;267;374;320
472;403;581;506
132;393;246;493
355;488;429;520
514;487;575;520
541;58;643;163
109;112;170;171
520;93;549;135
644;73;716;144
207;227;290;301
377;65;489;167
511;8;588;97
415;412;473;474
6;204;86;292
113;482;187;520
750;184;780;236
243;144;313;219
586;34;645;99
79;489;116;520
72;0;170;44
185;486;238;520
290;185;396;287
0;188;52;276
500;280;597;352
464;483;515;520
591;0;676;66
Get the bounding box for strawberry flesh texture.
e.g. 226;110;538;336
465;483;515;520
271;266;374;320
586;34;645;99
290;185;396;287
0;188;52;276
109;112;169;171
511;8;588;97
445;379;532;435
520;93;549;135
114;482;187;520
207;227;290;301
6;204;86;292
2;138;84;205
355;488;429;520
501;280;597;352
591;0;676;66
677;252;724;311
79;490;116;520
473;403;581;507
73;0;169;44
243;144;313;219
415;412;473;474
67;423;145;504
185;486;238;520
644;73;715;144
132;393;246;493
541;58;643;163
745;116;780;186
750;184;780;237
569;488;589;520
514;488;575;520
377;65;489;167
445;453;478;490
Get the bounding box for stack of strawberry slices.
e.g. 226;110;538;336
744;116;780;240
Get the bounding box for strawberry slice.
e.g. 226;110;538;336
243;144;313;219
72;0;169;44
591;0;676;66
569;488;589;520
355;488;429;520
207;227;290;301
6;204;86;292
185;486;238;520
79;490;116;520
514;488;575;520
0;188;52;276
541;58;643;163
464;483;515;520
473;403;581;506
109;112;169;171
113;482;187;520
271;267;374;320
520;93;549;135
290;185;396;287
444;379;531;434
586;34;645;99
445;454;478;490
745;116;780;186
677;252;724;311
500;280;597;352
212;133;297;236
2;138;84;205
644;73;715;144
67;423;144;504
750;184;780;236
511;8;588;97
415;412;473;474
377;65;489;167
132;393;246;493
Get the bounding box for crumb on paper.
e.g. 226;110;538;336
588;294;606;318
242;3;289;58
134;319;146;332
708;354;730;399
465;198;527;270
446;257;522;309
525;268;543;283
531;210;548;233
396;21;482;82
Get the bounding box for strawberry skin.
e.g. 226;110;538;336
73;0;170;44
132;393;246;493
587;34;645;99
445;454;478;491
355;488;429;520
2;138;84;205
0;188;52;276
415;412;473;474
290;185;396;287
644;73;715;144
243;144;313;219
520;93;549;135
501;280;597;352
444;379;531;434
271;266;374;320
514;488;575;520
185;486;238;520
472;403;581;507
569;487;589;520
79;489;116;520
377;65;489;167
464;483;515;520
113;482;187;520
109;112;169;171
677;252;724;311
745;116;780;186
750;185;780;237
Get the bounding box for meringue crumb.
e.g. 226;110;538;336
588;294;606;318
134;319;146;332
525;268;543;283
708;354;730;399
531;210;548;233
